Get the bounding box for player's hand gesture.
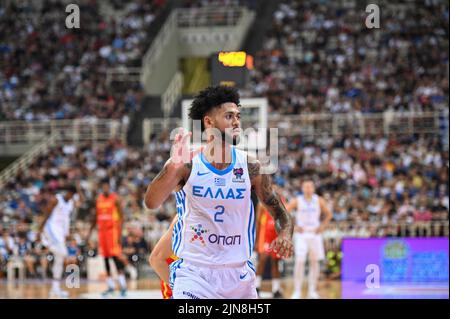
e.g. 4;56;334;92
170;128;203;168
269;235;294;259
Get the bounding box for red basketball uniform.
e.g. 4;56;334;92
161;254;178;299
96;193;122;258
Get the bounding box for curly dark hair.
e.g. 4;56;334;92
64;185;77;194
188;85;240;131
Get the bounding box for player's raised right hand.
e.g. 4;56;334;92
145;128;203;210
170;128;203;169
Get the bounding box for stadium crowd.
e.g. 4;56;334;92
0;0;165;121
1;0;448;120
241;0;449;115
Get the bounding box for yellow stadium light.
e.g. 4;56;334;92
219;81;236;87
218;51;247;67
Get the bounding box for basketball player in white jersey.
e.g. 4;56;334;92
145;85;294;299
37;185;83;298
286;179;332;299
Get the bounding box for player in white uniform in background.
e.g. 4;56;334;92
145;85;294;299
37;185;83;298
286;179;332;299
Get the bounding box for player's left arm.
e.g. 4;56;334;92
249;160;294;259
74;182;85;209
316;197;333;234
115;196;125;247
115;196;124;227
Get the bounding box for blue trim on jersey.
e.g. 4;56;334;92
173;190;185;255
172;193;180;253
172;222;180;254
199;147;236;176
247;260;256;273
178;191;185;255
181;189;186;212
169;259;183;290
252;203;256;251
247;201;255;257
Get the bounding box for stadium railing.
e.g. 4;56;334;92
269;111;446;137
105;67;142;85
141;111;446;138
177;6;244;28
0;119;128;146
0;134;59;188
142;118;182;145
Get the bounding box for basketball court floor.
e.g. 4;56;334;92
0;277;340;299
1;277;447;299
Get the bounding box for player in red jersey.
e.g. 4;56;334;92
87;179;127;297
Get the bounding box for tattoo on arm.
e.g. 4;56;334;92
248;161;260;181
259;174;293;235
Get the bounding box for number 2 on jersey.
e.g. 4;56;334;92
214;205;225;223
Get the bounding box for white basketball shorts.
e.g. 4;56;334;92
42;223;68;257
169;259;258;299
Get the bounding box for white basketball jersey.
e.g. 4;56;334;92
295;194;321;232
46;194;74;237
172;146;255;266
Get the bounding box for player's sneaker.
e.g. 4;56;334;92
307;290;320;299
272;291;283;299
101;287;115;297
120;288;127;297
290;291;301;299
